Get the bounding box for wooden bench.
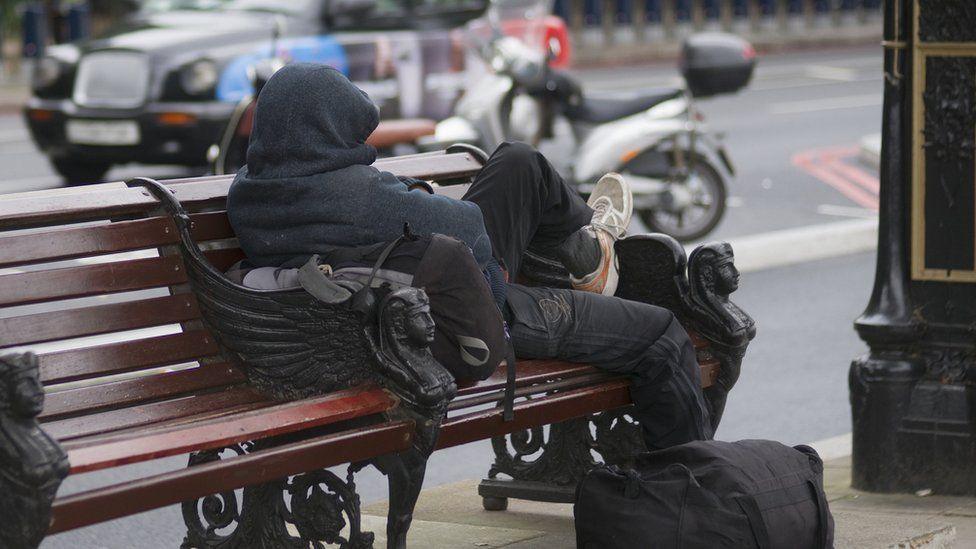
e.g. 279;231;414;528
0;150;755;549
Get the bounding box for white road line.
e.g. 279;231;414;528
716;218;878;273
817;204;879;218
806;432;852;460
769;94;883;115
805;65;859;81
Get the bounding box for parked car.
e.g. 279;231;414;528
24;0;487;183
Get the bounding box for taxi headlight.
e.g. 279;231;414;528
32;57;62;90
180;59;218;96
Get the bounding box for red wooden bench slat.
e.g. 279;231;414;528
0;293;200;349
46;381;627;534
0;212;236;269
38;330;219;385
0;255;186;307
0;217;175;268
371;151;483;180
189;211;236;241
0;152;481;231
43;386;268;442
40;363;247;420
65;385;395;474
205;247;247;272
48;421;414;535
438;379;632;450
0;185;156;230
457;357;717;400
0;247;247;307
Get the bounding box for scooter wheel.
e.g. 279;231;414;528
638;158;727;243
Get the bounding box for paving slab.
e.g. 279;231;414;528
363;455;976;548
360;515;546;548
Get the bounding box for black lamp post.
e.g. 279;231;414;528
851;0;976;495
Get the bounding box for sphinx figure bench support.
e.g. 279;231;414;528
479;235;756;509
0;354;69;549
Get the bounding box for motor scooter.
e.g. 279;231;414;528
421;11;755;241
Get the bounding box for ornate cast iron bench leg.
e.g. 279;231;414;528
479;409;645;508
0;353;70;549
182;404;447;549
370;405;445;549
182;441;375;549
479;235;755;510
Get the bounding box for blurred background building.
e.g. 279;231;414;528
1;0;882;70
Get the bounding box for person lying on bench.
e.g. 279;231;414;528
226;63;711;450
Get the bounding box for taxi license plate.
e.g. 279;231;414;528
66;119;141;146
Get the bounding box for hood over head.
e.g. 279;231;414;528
245;63;379;179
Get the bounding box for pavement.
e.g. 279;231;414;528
358;451;975;548
0;63;29;115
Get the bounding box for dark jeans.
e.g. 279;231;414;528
462;142;712;450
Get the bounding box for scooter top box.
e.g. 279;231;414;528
681;33;757;98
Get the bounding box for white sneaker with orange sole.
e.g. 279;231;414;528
570;173;633;296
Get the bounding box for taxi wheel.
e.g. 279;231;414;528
51;158;111;186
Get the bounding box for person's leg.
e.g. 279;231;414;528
461;142;592;277
504;284;712;450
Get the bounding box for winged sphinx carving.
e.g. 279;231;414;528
0;353;69;549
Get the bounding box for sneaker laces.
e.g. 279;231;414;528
589;196;626;237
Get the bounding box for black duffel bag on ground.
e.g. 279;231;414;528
574;439;834;549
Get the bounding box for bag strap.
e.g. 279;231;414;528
367;236;405;288
735;495;771;549
298;255;353;303
502;323;516;421
350;231;408;321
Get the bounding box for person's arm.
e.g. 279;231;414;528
380;172;492;267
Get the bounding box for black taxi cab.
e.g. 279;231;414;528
24;0;487;183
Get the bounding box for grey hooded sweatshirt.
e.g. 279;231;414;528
227;63;492;270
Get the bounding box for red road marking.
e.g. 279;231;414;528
791;145;879;210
